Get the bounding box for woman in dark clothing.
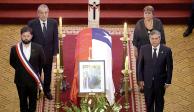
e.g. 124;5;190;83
133;5;166;88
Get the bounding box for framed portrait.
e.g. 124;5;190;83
79;60;105;94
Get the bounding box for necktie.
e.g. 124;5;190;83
43;22;47;37
153;48;157;64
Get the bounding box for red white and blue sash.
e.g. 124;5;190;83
16;42;43;90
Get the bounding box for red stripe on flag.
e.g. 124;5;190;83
70;28;92;104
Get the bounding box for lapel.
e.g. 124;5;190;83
157;45;164;62
149;45;152;59
158;45;162;58
147;45;152;60
46;19;51;38
36;19;46;38
29;43;35;62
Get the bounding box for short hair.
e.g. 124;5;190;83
149;30;161;39
143;5;154;12
20;26;32;35
37;4;49;12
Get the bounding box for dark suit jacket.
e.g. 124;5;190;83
138;44;173;88
28;18;58;64
133;18;166;52
10;42;45;86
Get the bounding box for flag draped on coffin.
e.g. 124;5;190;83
70;28;115;105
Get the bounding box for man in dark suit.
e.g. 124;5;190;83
138;30;173;112
28;4;59;100
10;26;45;112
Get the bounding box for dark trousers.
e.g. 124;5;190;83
43;62;53;93
16;84;37;112
187;9;194;27
187;0;194;28
144;80;165;112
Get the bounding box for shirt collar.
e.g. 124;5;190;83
22;42;31;48
152;44;160;50
39;19;47;25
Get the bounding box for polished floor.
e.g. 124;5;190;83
0;24;194;112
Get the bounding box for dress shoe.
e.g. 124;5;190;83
45;92;53;100
183;26;193;37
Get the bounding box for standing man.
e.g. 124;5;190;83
10;26;45;112
138;30;173;112
28;4;59;100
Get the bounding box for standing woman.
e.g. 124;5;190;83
133;5;166;86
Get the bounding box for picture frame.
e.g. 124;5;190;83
79;60;105;94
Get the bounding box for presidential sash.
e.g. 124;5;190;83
15;42;43;90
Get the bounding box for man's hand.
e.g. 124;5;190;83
134;47;138;59
139;81;144;89
165;83;170;89
53;55;57;63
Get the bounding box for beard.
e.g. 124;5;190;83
22;39;31;44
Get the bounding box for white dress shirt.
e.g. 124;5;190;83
39;20;47;32
152;44;160;58
22;43;31;61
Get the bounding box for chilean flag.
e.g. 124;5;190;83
70;28;115;105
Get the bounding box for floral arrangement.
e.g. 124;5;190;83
62;95;122;112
